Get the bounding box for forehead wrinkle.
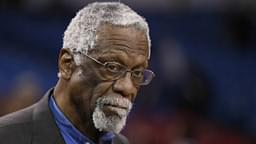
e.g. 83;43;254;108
105;38;147;53
110;33;145;42
107;37;147;45
106;38;133;46
105;36;147;47
112;43;147;56
99;47;146;61
137;40;148;45
108;28;146;38
112;43;131;49
110;33;139;38
99;50;148;68
137;43;148;50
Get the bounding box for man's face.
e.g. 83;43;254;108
69;24;149;133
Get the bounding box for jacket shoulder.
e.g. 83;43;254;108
0;104;35;143
113;133;129;144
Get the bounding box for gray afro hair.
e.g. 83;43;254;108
63;2;151;65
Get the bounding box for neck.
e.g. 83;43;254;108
53;79;102;142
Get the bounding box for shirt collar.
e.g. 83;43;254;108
49;95;115;144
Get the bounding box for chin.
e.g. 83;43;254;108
92;95;132;133
92;106;127;133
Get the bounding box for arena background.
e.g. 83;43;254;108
1;0;256;143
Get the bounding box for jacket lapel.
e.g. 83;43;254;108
112;133;129;144
30;88;129;144
31;89;65;144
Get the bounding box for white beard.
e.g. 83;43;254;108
92;95;132;133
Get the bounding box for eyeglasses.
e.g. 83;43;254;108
74;51;155;86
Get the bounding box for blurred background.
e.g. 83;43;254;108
1;0;256;143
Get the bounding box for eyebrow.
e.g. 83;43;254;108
98;52;148;69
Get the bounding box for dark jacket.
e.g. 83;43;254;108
0;89;128;144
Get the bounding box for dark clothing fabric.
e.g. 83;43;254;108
0;89;129;144
49;95;115;144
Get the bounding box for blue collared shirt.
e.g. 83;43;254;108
49;96;115;144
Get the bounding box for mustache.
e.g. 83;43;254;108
96;95;133;112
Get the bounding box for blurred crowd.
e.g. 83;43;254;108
1;0;256;143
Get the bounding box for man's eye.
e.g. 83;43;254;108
105;63;122;73
132;70;144;78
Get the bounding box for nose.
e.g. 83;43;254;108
112;72;137;102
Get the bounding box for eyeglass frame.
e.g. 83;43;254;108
72;51;155;86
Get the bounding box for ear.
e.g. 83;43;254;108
58;48;76;80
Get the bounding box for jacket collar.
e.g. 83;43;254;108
31;88;128;144
32;88;65;144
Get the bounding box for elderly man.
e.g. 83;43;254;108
0;2;154;144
